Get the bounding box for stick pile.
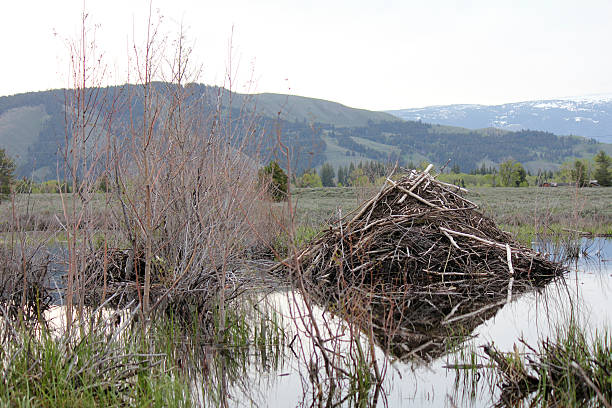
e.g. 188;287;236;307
277;167;563;297
273;169;566;362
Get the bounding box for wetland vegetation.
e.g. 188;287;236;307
2;173;611;406
1;9;611;408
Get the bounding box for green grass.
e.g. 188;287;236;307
0;319;191;407
0;291;289;407
449;322;612;407
283;186;612;243
532;324;612;406
481;323;612;407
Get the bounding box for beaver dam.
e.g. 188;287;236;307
278;166;562;287
273;168;564;360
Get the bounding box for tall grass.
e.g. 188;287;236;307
530;323;612;407
0;288;289;407
0;310;191;407
449;317;612;407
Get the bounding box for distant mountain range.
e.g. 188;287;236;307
1;85;611;180
387;95;612;144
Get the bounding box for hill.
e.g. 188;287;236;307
248;93;399;127
1;85;611;179
0;84;398;179
387;95;612;144
164;83;400;127
314;121;611;173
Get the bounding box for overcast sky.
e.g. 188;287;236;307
2;0;612;110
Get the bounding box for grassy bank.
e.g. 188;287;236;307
282;186;612;245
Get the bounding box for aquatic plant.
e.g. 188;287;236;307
482;322;612;407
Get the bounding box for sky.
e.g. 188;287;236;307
2;0;612;110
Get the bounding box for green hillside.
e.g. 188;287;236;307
248;93;399;127
321;121;612;172
0;105;50;165
0;84;611;179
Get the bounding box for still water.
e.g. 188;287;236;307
37;239;612;406
234;238;611;407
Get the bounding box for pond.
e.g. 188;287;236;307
24;238;612;406
227;238;611;407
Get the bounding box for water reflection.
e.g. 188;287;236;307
6;239;610;407
231;238;611;407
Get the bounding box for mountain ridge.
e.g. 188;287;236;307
1;85;611;180
386;96;612;144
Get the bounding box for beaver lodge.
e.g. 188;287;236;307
274;166;565;362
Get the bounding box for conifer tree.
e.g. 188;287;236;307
0;148;15;196
337;166;345;186
319;163;336;187
259;161;288;201
594;150;611;186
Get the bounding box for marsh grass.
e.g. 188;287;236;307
527;323;612;407
449;320;612;407
0;314;191;407
0;289;290;407
188;294;290;407
447;341;490;405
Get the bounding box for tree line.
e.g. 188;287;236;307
295;161;391;188
3;145;611;204
440;150;612;188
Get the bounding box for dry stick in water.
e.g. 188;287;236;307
506;243;515;303
442;300;508;325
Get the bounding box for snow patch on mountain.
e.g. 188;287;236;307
386;95;612;143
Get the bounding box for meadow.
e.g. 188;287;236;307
4;184;609;248
287;185;612;241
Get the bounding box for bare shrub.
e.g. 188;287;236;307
0;191;54;321
74;23;277;332
0;245;51;321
